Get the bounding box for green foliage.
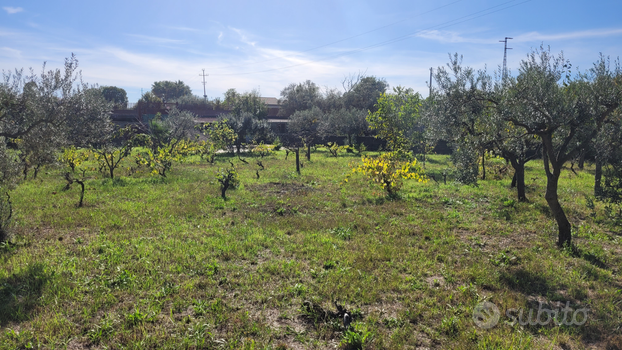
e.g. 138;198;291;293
1;152;622;349
221;113;272;153
278;80;322;117
151;80;192;101
92;126;139;179
272;136;282;151
136;91;162;106
136;141;185;177
0;192;12;242
329;226;352;240
451;145;479;185
326;141;346;157
223;88;267;118
216;167;239;199
201;119;237;152
342;75;388;112
367;87;422;152
1;55;111;186
439;316;460;337
340;323;372;350
251;142;273;158
100;86;128;108
287;106;324;148
59;146;90;173
87;315;116;344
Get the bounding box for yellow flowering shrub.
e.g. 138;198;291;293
349;152;427;196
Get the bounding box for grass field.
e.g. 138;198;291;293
1;149;621;349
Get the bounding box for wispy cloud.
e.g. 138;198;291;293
0;47;21;58
418;28;622;45
228;27;256;47
513;28;622;42
3;7;23;14
165;26;200;32
126;34;187;45
416;30;495;44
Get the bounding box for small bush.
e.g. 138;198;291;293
348;151;426;197
216;167;239;200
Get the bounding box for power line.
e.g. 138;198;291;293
210;0;531;76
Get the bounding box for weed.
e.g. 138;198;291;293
87;315;116;344
125;308;147;327
439;316;460;337
340;323;372;350
330;226;353;240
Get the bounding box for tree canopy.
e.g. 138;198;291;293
278;80;321;117
151;80;192;101
100;86;128;108
0;55;112;187
367;86;422;153
223;89;267;119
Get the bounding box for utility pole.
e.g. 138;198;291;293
199;69;209;100
499;37;513;80
429;67;433;97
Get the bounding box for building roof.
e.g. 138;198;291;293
260;97;279;106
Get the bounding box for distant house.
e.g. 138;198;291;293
111;97;289;134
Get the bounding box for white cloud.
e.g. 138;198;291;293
3;7;23;14
165;26;200;32
0;47;21;58
126;34;187;45
416;30;498;45
417;28;622;45
228;27;257;47
513;28;622;42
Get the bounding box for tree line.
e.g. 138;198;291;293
1;47;621;249
425;46;622;247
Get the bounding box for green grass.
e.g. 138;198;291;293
1;149;621;349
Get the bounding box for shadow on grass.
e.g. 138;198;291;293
499;268;551;296
0;240;19;257
564;244;609;270
0;262;53;326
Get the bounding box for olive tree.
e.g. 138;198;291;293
319;108;368;145
287;106;324;161
505;48;621;246
220;112;272;154
426;56;498;185
0;55;111;239
427;55;541;196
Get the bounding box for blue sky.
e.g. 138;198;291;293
2;0;621;102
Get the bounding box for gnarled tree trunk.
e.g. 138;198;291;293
509;160;526;202
542;136;572;247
